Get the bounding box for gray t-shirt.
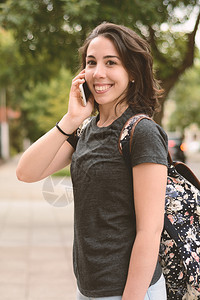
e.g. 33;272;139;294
68;106;168;298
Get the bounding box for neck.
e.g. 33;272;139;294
97;102;129;127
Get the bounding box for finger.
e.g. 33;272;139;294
72;78;85;88
72;74;85;82
72;71;85;83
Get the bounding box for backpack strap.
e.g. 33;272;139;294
118;114;152;163
164;215;186;247
173;161;200;190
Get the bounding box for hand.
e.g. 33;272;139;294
67;69;94;124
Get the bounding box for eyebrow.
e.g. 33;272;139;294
86;55;120;60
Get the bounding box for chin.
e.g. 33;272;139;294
95;95;117;105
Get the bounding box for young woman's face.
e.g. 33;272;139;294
85;36;130;107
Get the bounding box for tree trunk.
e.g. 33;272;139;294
154;100;165;125
153;10;200;126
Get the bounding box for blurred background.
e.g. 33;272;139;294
0;1;199;299
0;0;200;166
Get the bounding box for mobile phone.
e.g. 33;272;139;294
79;81;91;106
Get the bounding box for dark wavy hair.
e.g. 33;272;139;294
79;22;163;117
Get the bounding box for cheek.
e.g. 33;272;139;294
122;71;130;87
85;72;94;92
85;69;93;82
113;68;130;86
119;74;130;89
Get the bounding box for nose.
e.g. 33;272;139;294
93;63;106;79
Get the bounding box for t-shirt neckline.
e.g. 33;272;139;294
94;106;133;130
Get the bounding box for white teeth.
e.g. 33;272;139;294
95;85;111;92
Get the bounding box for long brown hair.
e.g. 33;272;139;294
79;22;163;117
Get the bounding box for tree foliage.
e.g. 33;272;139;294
1;1;200;80
168;62;200;131
0;0;200;129
0;28;17;87
21;68;72;141
0;28;26;108
0;28;72;151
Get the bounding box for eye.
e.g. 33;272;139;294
106;60;117;66
86;60;96;66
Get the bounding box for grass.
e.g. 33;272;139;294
52;165;71;177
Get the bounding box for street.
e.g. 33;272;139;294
0;153;199;300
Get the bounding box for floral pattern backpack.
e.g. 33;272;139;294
118;114;200;300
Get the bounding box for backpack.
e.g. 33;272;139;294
118;114;200;300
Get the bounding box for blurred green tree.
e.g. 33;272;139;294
0;28;23;155
21;68;72;141
0;28;19;88
0;28;72;153
0;0;200;125
168;62;200;131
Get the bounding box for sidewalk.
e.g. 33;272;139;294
0;156;76;300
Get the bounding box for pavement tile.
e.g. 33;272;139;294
0;156;77;299
28;298;70;300
29;246;67;261
28;282;75;298
0;228;29;246
0;246;28;260
29;260;72;282
0;283;26;299
30;228;62;246
0;267;27;285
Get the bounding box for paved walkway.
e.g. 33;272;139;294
0;156;76;300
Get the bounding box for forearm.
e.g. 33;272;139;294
16;114;79;182
122;231;162;300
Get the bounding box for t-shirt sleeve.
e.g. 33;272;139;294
66;133;79;149
66;117;94;150
130;119;168;167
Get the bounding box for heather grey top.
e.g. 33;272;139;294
68;106;168;298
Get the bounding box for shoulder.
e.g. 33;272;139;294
130;118;168;167
133;118;168;144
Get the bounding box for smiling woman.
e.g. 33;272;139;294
16;22;168;300
84;36;130;114
79;22;163;118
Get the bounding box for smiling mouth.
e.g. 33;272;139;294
94;84;113;93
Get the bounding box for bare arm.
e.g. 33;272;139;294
16;70;94;183
16;119;75;183
122;163;167;300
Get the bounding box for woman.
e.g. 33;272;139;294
16;22;168;300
